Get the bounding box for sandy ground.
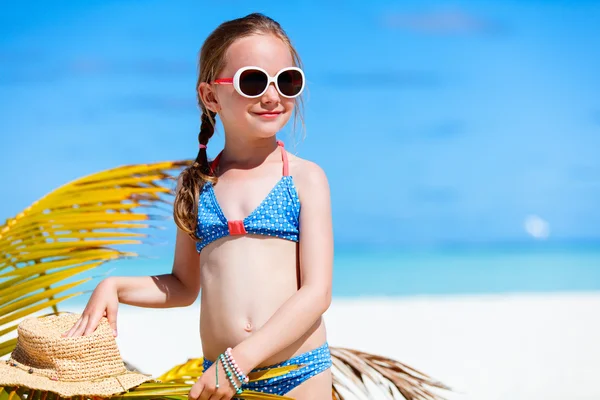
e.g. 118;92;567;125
21;293;600;399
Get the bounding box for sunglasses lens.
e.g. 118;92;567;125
277;69;303;97
239;69;268;97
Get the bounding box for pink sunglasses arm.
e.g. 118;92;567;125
213;78;233;84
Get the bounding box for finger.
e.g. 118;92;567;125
106;302;118;337
215;392;231;400
198;386;214;400
62;318;80;337
72;315;89;337
188;382;203;400
220;391;234;400
62;317;82;337
83;313;103;336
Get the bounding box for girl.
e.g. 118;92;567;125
64;13;334;400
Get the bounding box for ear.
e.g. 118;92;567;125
198;82;220;113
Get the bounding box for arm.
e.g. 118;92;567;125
232;161;334;370
114;224;201;308
64;193;201;337
115;176;201;308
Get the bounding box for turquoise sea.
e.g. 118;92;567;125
3;1;600;311
60;243;600;306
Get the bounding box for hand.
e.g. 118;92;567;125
62;277;119;337
188;359;238;400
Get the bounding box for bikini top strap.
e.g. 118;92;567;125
210;140;288;176
209;152;222;175
277;140;289;176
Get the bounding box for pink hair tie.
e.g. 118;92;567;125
199;144;207;149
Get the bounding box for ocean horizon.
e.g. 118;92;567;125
57;243;600;307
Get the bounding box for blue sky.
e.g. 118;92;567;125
1;0;599;250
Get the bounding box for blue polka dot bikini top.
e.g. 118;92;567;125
195;141;300;253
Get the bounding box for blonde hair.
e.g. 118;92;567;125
174;13;304;241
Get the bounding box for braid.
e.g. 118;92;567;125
173;110;218;241
196;110;217;175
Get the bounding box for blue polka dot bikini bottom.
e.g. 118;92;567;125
202;342;332;396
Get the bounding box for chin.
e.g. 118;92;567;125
248;116;291;138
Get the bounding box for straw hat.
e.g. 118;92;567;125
0;313;152;397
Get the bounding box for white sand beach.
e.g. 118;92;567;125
34;293;600;399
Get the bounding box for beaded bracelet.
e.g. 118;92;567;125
219;353;243;395
223;355;245;386
225;347;249;384
215;358;219;389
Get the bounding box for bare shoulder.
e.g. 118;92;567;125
287;154;330;197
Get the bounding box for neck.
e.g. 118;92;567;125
220;135;280;170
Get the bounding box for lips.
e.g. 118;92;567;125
252;111;282;120
254;111;282;115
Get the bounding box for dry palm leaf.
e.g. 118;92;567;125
330;348;451;400
0;161;187;357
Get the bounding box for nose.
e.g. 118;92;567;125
260;82;280;104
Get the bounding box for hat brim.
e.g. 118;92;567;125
0;362;153;397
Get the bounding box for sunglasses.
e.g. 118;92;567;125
212;66;305;99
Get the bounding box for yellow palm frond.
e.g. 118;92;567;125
110;357;298;400
0;385;294;400
0;161;188;357
0;159;451;400
156;357;300;385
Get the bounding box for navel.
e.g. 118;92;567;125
244;320;253;332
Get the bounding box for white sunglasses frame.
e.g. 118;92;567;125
213;66;305;99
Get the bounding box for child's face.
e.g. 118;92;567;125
214;34;297;139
